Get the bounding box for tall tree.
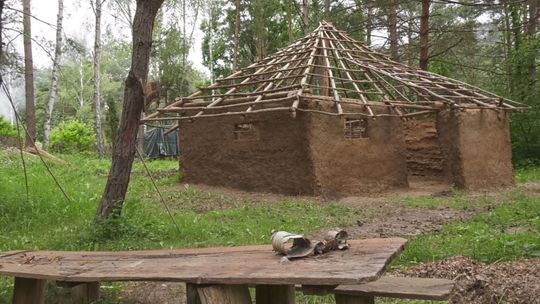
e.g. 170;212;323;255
232;0;240;72
419;0;430;70
0;0;4;70
43;0;64;150
527;0;538;93
303;0;309;32
23;0;36;147
389;0;398;61
92;0;106;156
365;0;372;45
97;0;164;219
286;0;293;42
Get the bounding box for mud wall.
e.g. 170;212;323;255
436;109;514;190
178;111;317;195
404;118;446;178
307;102;409;196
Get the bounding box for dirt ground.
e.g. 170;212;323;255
393;256;540;304
118;180;540;304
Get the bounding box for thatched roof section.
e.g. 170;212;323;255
144;21;524;123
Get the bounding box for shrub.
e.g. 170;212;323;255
50;120;96;153
0;116;18;138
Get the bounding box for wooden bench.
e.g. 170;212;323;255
332;277;454;303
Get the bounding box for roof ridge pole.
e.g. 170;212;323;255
323;30;374;116
320;29;343;114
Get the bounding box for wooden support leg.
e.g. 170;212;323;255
56;281;100;304
196;285;251;304
186;283;202;304
256;285;295;304
335;294;375;304
13;277;46;304
70;282;100;304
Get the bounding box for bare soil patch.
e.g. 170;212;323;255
392;256;540;304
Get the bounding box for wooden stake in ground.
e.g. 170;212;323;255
97;0;164;219
23;0;36;147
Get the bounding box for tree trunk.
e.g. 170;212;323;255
389;0;398;61
43;0;64;151
502;1;514;94
208;0;214;83
366;0;372;45
324;0;330;17
286;0;293;42
23;0;36;147
0;0;4;69
419;0;430;70
527;0;539;93
93;0;105;157
303;0;309;32
97;0;164;219
232;0;240;72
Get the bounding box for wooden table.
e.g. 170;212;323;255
0;238;407;304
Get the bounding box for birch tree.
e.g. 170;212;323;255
232;0;240;72
23;0;36;147
92;0;106;156
43;0;64;150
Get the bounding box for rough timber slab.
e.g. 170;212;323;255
334;277;454;300
0;238;407;286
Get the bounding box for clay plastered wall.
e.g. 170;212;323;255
437;109;514;190
307;103;409;195
178;111;316;195
404;118;446;178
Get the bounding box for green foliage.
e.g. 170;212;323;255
396;191;540;266
50;120;97;153
0;116;17;138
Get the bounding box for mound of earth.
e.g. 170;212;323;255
392;256;540;304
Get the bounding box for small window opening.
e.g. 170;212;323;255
234;123;259;141
344;118;368;139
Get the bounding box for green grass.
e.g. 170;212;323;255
515;166;540;183
0;149;356;302
396;191;540;267
1;149;539;303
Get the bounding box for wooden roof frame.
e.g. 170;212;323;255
144;22;526;124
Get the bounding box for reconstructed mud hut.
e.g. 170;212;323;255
145;22;525;196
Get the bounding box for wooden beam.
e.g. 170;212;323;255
13;277;46;304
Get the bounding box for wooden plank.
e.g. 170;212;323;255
12;277;46;304
335;294;374;304
0;239;407;286
197;285;251;304
334;277;454;300
256;285;295;304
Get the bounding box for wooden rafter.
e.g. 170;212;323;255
143;21;525;123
